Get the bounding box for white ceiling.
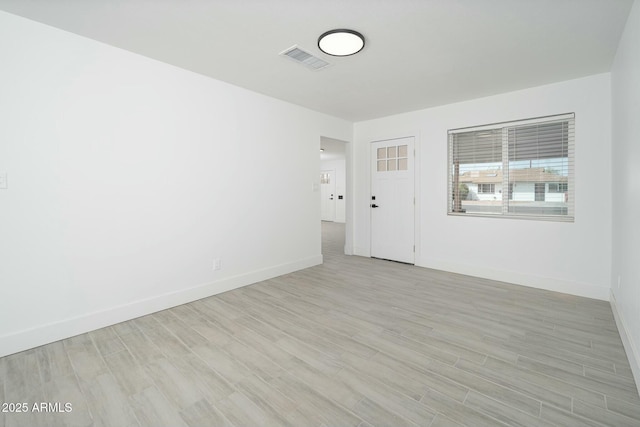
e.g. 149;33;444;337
0;0;633;122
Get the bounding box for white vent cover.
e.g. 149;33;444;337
280;46;330;70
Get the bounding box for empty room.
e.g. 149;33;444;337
1;1;639;426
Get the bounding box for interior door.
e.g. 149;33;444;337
320;170;336;221
371;137;415;264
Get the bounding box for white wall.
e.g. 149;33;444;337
320;158;346;223
0;11;351;357
353;73;612;300
611;0;640;393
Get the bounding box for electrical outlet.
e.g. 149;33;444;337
213;258;222;271
0;173;7;189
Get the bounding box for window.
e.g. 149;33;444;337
478;183;495;194
377;144;409;172
548;183;568;193
448;113;574;220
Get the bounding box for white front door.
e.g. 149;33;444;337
371;137;415;264
320;170;336;221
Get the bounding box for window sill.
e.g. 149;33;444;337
447;212;575;223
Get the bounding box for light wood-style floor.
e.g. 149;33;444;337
2;222;639;426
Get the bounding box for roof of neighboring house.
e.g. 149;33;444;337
458;168;568;184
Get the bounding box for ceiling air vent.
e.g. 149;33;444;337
280;46;330;71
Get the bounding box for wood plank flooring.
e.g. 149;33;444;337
2;221;639;426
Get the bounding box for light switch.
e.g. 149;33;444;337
0;173;7;189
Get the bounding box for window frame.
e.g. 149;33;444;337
447;113;575;222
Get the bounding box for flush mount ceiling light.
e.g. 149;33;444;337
318;29;365;56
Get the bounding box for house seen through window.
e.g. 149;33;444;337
448;113;574;221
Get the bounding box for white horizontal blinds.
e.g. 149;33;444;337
507;117;574;217
448;113;575;220
449;129;503;214
451;129;502;164
508;121;569;161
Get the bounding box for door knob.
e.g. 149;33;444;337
371;204;379;208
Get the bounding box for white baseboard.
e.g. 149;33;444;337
420;259;610;301
610;291;640;396
0;255;322;358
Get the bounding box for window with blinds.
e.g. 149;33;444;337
448;113;574;221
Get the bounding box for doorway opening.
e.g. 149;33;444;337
320;137;349;256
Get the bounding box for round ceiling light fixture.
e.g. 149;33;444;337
318;29;365;57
